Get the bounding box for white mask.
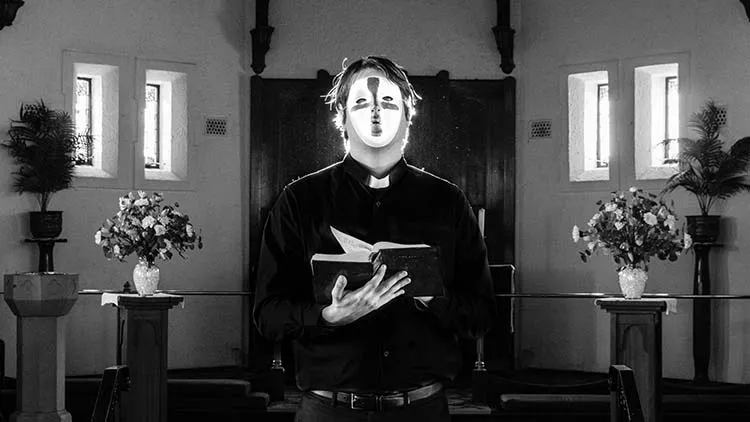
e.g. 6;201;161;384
345;74;404;148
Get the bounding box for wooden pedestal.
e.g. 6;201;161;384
117;295;183;422
597;299;668;422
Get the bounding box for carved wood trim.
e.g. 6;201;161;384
492;0;515;74
250;0;274;74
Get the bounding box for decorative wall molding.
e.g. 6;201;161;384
492;0;515;75
250;0;274;75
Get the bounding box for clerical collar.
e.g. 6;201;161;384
342;154;408;189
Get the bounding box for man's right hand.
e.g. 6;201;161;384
321;265;410;326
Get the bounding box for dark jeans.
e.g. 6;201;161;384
294;390;451;422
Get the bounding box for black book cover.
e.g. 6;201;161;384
311;245;444;305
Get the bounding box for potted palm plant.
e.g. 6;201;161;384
661;100;750;243
2;100;78;238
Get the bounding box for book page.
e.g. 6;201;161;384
331;226;373;253
372;241;430;252
311;252;371;263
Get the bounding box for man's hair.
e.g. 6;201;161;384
324;56;421;138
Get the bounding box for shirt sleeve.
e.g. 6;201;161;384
253;187;335;343
420;188;496;339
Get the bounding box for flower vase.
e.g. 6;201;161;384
133;258;160;296
618;266;648;299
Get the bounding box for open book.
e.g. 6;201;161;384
310;228;445;304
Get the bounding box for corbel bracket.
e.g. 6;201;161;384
250;0;274;75
492;0;515;75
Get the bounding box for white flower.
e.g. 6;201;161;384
186;224;194;237
154;225;166;236
119;197;130;211
635;237;643;246
629;186;638;193
113;245;121;256
165;239;173;250
604;202;617;212
664;215;676;232
158;216;171;226
684;233;693;249
572;225;580;242
587;241;596;251
138;190;147;199
615;221;625;230
141;215;156;228
94;231;102;245
643;212;658;226
134;198;149;207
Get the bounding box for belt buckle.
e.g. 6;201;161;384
350;393;372;410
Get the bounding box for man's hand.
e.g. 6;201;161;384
321;265;410;326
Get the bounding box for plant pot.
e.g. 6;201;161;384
686;215;720;244
618;266;648;299
29;211;63;239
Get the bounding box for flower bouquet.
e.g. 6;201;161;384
95;191;203;295
572;187;692;298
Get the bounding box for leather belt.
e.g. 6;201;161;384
310;382;443;411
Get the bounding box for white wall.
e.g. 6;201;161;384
248;0;505;79
517;0;750;382
0;0;246;376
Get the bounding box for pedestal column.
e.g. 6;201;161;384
3;272;78;422
116;295;183;422
597;299;671;422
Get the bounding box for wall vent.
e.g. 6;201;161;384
715;105;728;127
529;119;552;139
205;116;228;137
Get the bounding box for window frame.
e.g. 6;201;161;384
134;58;197;191
622;52;690;187
560;60;620;193
62;50;133;189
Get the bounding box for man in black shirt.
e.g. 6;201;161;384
253;56;495;421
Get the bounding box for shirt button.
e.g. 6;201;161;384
383;350;390;357
375;201;381;207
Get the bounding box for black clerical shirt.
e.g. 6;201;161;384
253;154;495;393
